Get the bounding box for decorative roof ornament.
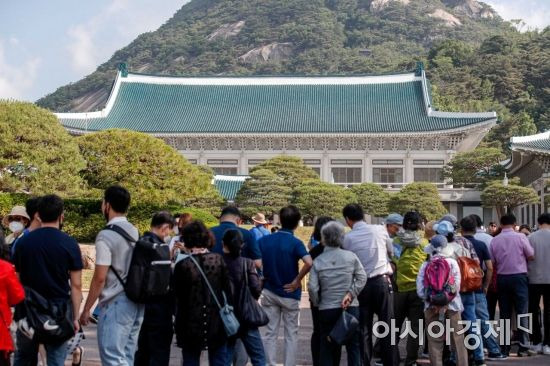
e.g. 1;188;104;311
118;63;129;77
415;61;424;77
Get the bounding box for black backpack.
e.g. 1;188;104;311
104;225;172;303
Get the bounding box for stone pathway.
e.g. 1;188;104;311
71;295;549;365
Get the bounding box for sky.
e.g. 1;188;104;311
0;0;548;103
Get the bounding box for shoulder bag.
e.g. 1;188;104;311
188;255;240;337
329;310;360;345
237;259;269;328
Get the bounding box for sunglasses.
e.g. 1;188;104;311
8;216;26;223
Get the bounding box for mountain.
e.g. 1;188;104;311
37;0;550;149
38;0;509;112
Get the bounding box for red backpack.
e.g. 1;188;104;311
423;257;457;306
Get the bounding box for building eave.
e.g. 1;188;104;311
511;146;550;156
511;131;550;144
63;118;496;138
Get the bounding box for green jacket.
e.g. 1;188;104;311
394;230;428;292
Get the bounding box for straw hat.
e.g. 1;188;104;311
252;213;268;225
2;206;30;227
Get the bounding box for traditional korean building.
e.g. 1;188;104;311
56;63;497;221
506;132;550;227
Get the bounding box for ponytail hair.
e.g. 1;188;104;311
223;229;244;259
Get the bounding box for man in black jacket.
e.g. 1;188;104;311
134;212;175;366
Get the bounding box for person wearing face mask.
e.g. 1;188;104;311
169;212;193;260
2;206;30;250
79;185;142;366
134;211;175;366
9;197;41;260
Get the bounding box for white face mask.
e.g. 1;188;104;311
9;221;24;233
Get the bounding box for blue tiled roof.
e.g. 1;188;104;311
58;72;495;134
213;176;248;201
511;132;550;153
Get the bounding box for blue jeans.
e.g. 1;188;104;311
459;292;484;361
14;330;67;366
228;328;266;366
497;274;529;347
92;305;101;318
182;343;228;366
97;293;145;366
474;292;502;355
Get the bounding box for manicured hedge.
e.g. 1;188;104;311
0;193;217;243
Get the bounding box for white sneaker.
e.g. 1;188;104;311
530;343;543;354
543;345;550;355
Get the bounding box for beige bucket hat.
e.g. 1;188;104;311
2;206;30;227
252;213;268;225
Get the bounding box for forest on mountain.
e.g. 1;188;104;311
37;0;550;148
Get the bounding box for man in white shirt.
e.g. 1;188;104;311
471;214;493;251
79;186;143;366
342;204;396;366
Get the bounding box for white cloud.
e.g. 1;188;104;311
8;37;19;46
67;25;97;73
66;0;185;74
0;39;41;100
484;0;550;31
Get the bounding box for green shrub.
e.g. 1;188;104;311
63;212;105;243
0;101;86;196
0;192;217;243
129;204;218;235
0;193;28;216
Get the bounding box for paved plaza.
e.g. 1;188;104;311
70;294;549;366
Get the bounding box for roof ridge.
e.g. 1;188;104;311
124;69;417;79
511;131;550;144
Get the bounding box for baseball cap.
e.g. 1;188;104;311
430;234;448;249
433;220;454;236
385;213;403;225
439;214;457;226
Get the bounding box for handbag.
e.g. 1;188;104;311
329;310;359;345
188;255;240;337
237;260;269;328
15;287;75;345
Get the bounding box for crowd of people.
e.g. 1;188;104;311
0;184;549;366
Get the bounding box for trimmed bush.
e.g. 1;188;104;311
0;193;217;243
0;101;86;196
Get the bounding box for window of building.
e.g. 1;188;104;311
304;159;321;165
372;159;403;165
212;167;238;175
248;159;266;166
331;159;362;165
207;159;238;165
373;168;403;183
303;159;321;175
413;159;445;165
414;168;444;183
187;159;197;164
331;167;362;183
